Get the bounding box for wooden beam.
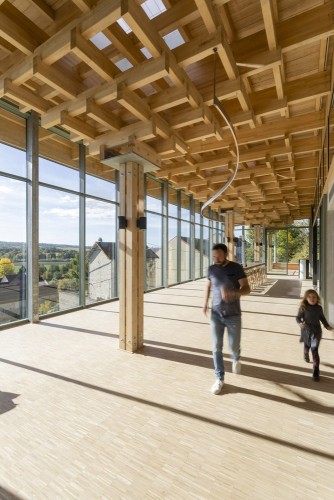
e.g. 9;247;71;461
117;85;151;121
3;79;51;113
60;111;97;140
70;28;119;80
121;0;162;58
89;121;156;156
85;98;122;131
29;0;55;21
33;57;83;100
194;0;218;33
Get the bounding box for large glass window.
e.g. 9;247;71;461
146;212;162;290
0;110;27;327
168;218;178;285
180;220;190;281
0;177;27;325
39;187;80;314
86;198;117;303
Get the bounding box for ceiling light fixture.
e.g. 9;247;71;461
201;48;240;220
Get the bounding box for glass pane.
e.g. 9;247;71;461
194;224;201;278
267;229;288;274
146;212;162;289
39;187;80;314
195;201;201;224
146;177;162;213
86;198;117;303
180;192;190;220
180;221;190;281
168;187;178;217
203;225;210;273
86;173;116;201
39;132;79;191
168;218;178;285
39;157;79;192
0;142;26;178
0;177;27;325
0;108;26;177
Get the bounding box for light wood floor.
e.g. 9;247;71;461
0;278;333;499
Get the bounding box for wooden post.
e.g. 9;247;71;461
118;162;144;352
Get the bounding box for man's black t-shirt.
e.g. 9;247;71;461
207;261;246;316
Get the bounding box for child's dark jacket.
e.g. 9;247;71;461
296;303;330;346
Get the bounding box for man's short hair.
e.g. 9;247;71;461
212;243;228;253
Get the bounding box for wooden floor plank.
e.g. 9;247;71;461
0;277;333;499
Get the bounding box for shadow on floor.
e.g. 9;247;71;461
264;279;302;299
0;391;19;415
0;487;23;500
138;345;334;395
0;356;333;461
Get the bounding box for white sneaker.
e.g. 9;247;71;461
232;360;241;374
211;379;224;394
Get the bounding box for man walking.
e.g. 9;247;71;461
203;243;250;394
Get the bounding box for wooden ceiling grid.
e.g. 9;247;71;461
0;0;333;226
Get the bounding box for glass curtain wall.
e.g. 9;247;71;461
180;192;191;281
145;177;163;290
168;186;178;285
38;134;81;314
85;162;117;304
0;109;27;325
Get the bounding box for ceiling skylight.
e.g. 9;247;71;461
141;0;167;19
115;58;133;72
90;33;112;50
163;29;185;50
140;47;152;59
117;18;132;34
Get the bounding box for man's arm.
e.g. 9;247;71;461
238;277;250;296
203;279;211;316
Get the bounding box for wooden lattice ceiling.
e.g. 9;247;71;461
0;0;333;225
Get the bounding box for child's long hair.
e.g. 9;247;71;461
299;289;320;310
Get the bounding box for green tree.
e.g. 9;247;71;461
0;257;15;278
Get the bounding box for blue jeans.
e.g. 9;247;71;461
210;310;242;380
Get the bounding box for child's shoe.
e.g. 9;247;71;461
312;368;320;381
304;353;310;363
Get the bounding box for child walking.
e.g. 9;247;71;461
296;289;333;381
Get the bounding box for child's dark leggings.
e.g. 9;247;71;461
304;343;320;375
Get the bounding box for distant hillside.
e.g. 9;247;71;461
0;241;82;250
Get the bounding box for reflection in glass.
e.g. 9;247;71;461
146;212;162;289
39;187;80;314
180;221;190;281
168;187;178;218
146;177;163;212
203;225;210;272
194;224;201;278
86;198;117;303
168;218;178;285
0;177;27;325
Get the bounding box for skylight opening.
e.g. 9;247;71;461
90;33;112;50
163;29;185;50
140;47;153;59
117;18;132;34
141;0;167;19
115;58;133;72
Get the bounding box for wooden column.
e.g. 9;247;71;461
225;211;235;261
254;225;261;262
119;162;145;352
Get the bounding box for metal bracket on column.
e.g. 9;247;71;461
136;216;147;230
118;216;127;229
